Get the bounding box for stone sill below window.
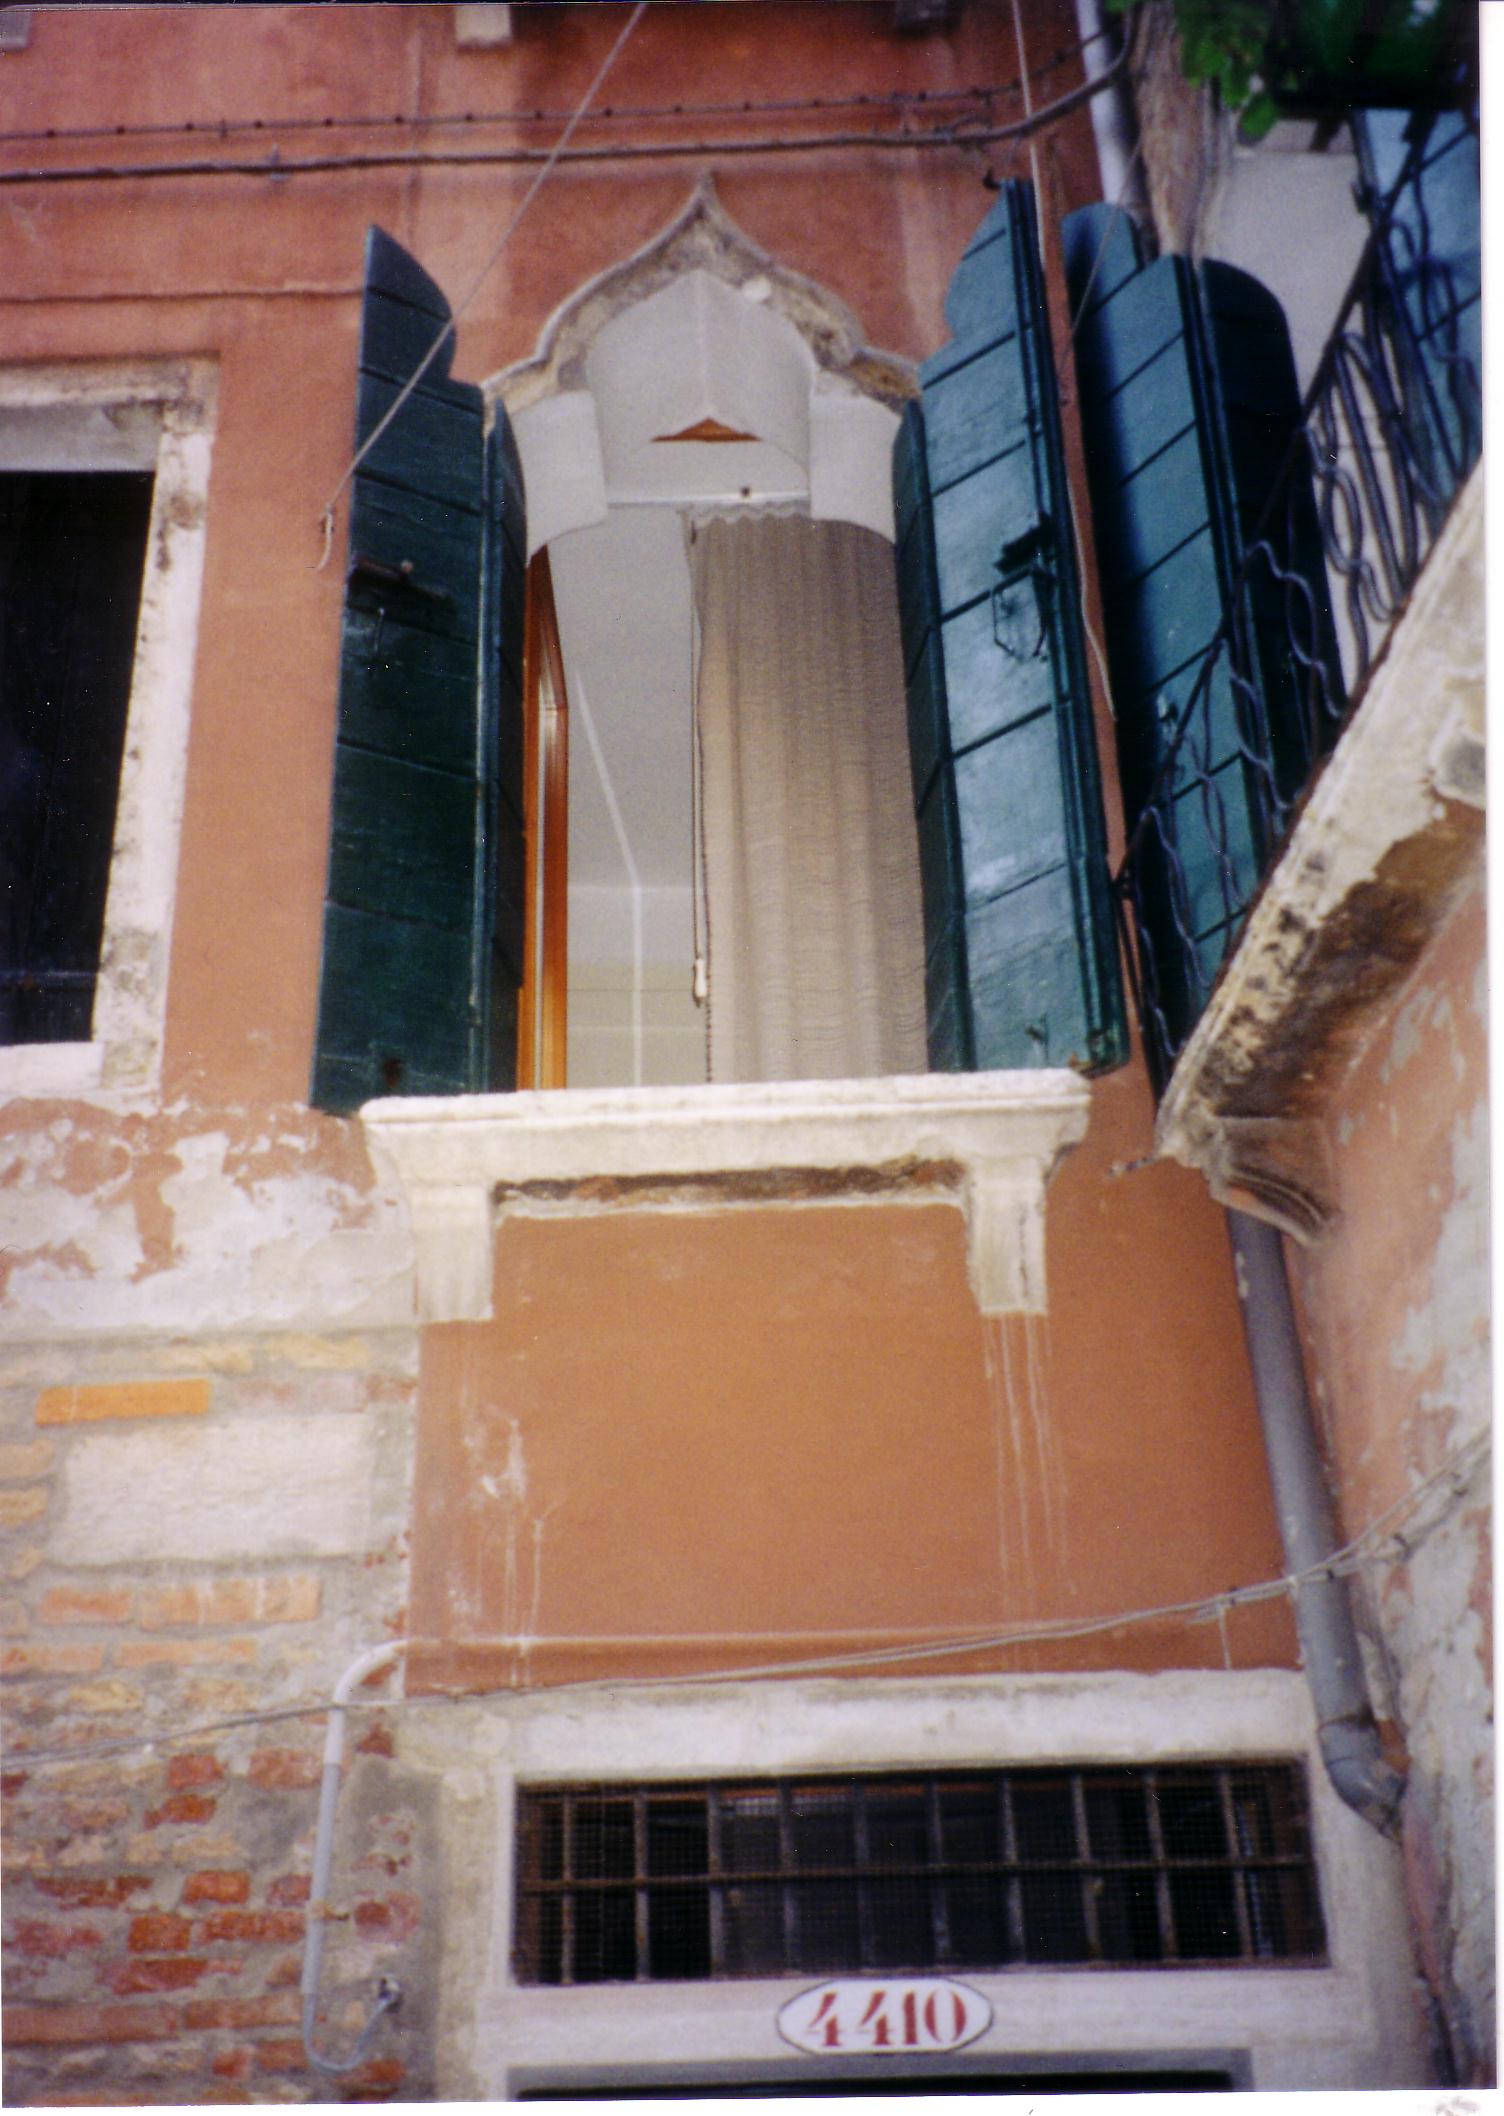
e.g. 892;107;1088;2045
360;1070;1091;1325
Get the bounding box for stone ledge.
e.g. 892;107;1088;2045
1156;467;1484;1240
361;1070;1091;1324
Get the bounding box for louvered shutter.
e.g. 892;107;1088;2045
1063;207;1336;1066
891;183;1126;1075
311;228;526;1112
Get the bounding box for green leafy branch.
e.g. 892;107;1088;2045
1107;0;1280;138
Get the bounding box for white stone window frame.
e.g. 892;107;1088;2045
0;359;216;1099
400;1669;1426;2097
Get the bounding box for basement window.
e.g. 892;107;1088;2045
514;1764;1325;1984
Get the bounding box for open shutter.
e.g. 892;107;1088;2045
892;183;1126;1075
1063;206;1336;1069
312;228;526;1112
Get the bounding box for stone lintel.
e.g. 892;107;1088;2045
362;1071;1091;1324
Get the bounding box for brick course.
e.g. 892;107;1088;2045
35;1381;211;1428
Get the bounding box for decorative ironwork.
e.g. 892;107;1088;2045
1115;110;1480;1089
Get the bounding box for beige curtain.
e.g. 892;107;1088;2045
690;513;928;1083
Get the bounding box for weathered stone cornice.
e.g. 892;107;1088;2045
362;1071;1091;1324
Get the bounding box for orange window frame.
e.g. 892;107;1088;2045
517;549;569;1090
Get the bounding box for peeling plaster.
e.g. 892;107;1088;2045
0;1101;413;1339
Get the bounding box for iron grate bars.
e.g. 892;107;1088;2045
514;1763;1326;1984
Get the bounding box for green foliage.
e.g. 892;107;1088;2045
1106;0;1279;137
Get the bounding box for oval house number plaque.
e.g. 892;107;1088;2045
777;1977;992;2057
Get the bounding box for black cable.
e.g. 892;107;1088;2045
0;27;1115;150
0;50;1125;188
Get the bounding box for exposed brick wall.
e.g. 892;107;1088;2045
0;1332;426;2106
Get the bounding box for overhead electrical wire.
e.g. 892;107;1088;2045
0;47;1127;191
4;1428;1487;1775
0;27;1116;150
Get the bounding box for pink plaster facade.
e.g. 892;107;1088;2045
0;0;1484;2099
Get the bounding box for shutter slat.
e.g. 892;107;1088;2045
312;224;527;1113
891;181;1128;1076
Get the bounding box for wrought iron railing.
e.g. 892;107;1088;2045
1114;109;1481;1090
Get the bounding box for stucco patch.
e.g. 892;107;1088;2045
52;1415;375;1564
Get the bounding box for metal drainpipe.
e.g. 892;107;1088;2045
1073;0;1146;210
1225;1208;1405;1837
301;1639;409;2077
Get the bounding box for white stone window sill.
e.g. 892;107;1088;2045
361;1070;1091;1324
0;1041;105;1098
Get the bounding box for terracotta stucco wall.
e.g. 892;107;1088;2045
1292;862;1491;2081
0;5;1323;2099
4;0;1077;1109
411;1068;1293;1689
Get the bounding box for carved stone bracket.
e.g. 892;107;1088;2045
362;1072;1091;1325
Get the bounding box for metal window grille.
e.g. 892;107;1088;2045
514;1763;1325;1984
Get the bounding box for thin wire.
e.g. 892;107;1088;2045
314;0;647;563
1009;0;1119;720
1056;133;1145;388
6;52;1129;199
5;1428;1486;1772
0;36;1118;150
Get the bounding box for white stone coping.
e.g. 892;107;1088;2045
361;1070;1091;1324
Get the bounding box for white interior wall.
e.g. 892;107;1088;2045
1202;121;1369;389
533;262;903;1091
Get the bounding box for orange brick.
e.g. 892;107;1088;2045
182;1870;249;1906
128;1913;192;1954
167;1752;224;1793
247;1748;320;1791
36;1875;150;1910
182;1992;299;2032
108;1956;208;1995
4;2000;186;2044
254;2038;308;2071
115;1637;257;1670
8;1919;105;1958
258;1574;321;1624
36;1379;210;1427
38;1585;134;1626
0;1487;48;1527
143;1793;217;1827
140;1574;322;1628
198;1908;304;1945
0;1438;55;1481
66;1679;142;1714
0;1642;104;1677
137;1584;196;1627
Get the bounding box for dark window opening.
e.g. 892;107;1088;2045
519;2070;1239;2099
514;1764;1325;1985
0;471;154;1045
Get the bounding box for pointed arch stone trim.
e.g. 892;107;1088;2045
490;177;917;416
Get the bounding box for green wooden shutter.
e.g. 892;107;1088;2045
1063;206;1336;1063
312;227;526;1112
892;182;1126;1075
